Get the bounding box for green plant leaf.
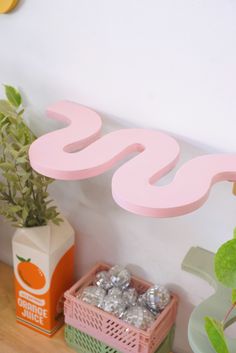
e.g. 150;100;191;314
8;205;22;213
205;317;229;353
234;227;236;239
17;108;24;116
22;207;29;221
16;156;28;164
4;173;18;183
0;85;62;228
0;162;14;171
0;99;16;116
215;238;236;288
4;85;22;108
232;289;236;304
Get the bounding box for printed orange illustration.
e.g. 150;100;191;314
17;255;46;289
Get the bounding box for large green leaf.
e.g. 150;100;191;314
232;289;236;304
215;239;236;288
205;317;229;353
0;100;16;116
4;85;22;108
234;227;236;240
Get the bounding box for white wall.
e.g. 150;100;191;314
1;1;236;352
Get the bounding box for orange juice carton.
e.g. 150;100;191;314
12;217;75;336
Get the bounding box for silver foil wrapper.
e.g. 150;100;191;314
145;285;170;311
78;286;106;308
94;271;113;290
102;294;127;318
123;288;138;306
123;306;155;330
109;265;131;290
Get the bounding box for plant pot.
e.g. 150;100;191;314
182;247;236;353
12;215;75;337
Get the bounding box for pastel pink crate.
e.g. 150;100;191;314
64;263;178;353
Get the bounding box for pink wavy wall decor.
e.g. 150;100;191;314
29;100;236;217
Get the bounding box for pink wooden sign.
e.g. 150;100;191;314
29;101;236;217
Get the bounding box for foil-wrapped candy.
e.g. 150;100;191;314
123;306;155;330
109;265;131;290
94;271;113;290
122;288;138;306
102;294;127;318
145;285;170;311
77;286;106;308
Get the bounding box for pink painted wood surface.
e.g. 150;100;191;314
29;101;236;217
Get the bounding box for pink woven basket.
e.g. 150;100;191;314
64;263;178;353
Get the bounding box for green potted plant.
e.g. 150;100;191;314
0;85;61;227
204;231;236;353
0;85;75;336
182;231;236;353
